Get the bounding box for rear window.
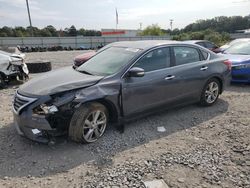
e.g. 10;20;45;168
196;42;206;47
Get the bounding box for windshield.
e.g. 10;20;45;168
77;47;140;76
224;42;250;55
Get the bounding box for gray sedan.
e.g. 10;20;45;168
12;40;231;143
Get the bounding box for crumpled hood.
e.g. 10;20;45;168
0;51;23;74
19;66;104;96
219;54;250;64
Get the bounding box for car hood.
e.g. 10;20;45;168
219;54;250;64
19;66;104;96
0;53;23;73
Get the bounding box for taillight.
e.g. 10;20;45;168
223;60;232;70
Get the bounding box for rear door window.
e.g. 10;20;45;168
173;46;201;66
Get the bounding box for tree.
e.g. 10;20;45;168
1;26;14;36
45;25;57;36
39;29;52;37
183;15;250;33
140;24;166;36
0;32;7;37
78;28;86;36
68;25;77;36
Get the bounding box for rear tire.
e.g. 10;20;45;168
200;78;220;106
69;102;108;143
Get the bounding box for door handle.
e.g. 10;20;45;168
200;66;208;71
165;75;175;80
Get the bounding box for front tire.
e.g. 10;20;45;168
200;78;220;106
69;102;108;143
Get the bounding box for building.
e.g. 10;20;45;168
101;29;140;37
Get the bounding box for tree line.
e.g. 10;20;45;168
0;25;101;37
139;15;250;45
0;15;249;38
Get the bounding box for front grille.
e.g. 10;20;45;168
13;92;37;114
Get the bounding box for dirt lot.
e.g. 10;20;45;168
0;51;249;188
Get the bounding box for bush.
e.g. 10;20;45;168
139;24;166;36
172;29;231;46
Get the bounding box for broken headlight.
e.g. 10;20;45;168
33;92;75;115
33;104;58;115
40;104;58;114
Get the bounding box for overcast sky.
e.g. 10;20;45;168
0;0;249;30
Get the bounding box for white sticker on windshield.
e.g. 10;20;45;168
125;48;140;53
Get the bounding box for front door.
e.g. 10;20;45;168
122;47;177;116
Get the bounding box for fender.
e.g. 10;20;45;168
73;83;122;121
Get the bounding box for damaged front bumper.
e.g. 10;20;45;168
13;112;54;143
12;91;74;143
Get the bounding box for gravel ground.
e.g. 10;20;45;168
0;51;249;188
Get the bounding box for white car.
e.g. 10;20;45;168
0;50;29;88
220;38;250;52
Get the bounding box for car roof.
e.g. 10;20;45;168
107;40;182;50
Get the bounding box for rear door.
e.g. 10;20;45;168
169;46;211;100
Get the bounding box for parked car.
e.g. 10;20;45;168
73;45;110;68
12;40;231;144
220;41;250;83
185;40;222;53
73;51;96;68
220;38;250;52
0;50;29;88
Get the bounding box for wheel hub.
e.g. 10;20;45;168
205;81;219;104
82;110;107;142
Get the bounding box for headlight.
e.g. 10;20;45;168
33;92;75;115
33;104;58;115
40;104;58;114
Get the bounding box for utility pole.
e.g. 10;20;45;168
26;0;33;37
170;19;174;31
139;23;142;30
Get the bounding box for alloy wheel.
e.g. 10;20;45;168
82;110;107;142
205;81;219;104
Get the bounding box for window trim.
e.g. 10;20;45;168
121;44;211;78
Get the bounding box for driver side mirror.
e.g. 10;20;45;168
127;67;145;77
